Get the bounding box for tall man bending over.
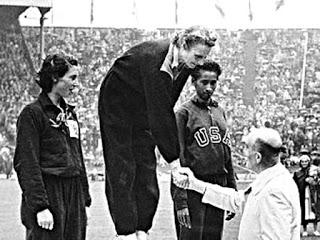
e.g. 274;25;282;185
98;26;217;240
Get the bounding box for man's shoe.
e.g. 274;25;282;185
302;231;308;237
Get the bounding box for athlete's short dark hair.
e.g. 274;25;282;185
191;60;222;82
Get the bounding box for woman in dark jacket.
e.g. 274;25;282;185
14;54;91;240
293;154;320;237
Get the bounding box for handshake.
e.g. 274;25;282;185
171;167;238;220
172;167;207;194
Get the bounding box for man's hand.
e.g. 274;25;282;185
177;208;191;229
173;167;196;189
169;159;181;170
37;209;54;230
172;168;190;189
225;211;236;221
174;167;207;194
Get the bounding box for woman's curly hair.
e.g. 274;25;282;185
37;53;78;93
172;26;217;49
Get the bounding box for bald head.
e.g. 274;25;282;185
245;128;283;170
245;128;282;149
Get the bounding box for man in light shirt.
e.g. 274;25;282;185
174;127;301;240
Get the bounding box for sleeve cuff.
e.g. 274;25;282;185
174;200;188;211
190;178;207;194
169;159;181;170
27;201;50;213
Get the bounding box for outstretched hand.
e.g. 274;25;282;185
172;167;195;189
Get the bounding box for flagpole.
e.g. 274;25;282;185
90;0;94;31
133;0;138;26
91;0;94;24
175;0;178;26
299;31;308;108
248;0;253;21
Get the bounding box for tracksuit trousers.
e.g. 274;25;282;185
179;174;227;240
21;175;87;240
102;123;160;235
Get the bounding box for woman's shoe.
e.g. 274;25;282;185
136;231;148;240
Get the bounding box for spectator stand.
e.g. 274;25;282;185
0;0;51;178
3;25;320;177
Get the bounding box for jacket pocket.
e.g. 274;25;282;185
40;138;68;167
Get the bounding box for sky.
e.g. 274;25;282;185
18;0;320;29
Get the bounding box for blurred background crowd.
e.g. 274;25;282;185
1;25;320;177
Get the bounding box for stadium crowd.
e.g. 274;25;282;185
1;26;320;176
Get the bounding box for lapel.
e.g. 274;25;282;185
171;66;192;104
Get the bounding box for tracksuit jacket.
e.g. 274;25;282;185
14;92;91;239
171;96;237;240
99;39;191;163
172;96;237;208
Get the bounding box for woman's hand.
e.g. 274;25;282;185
172;167;193;189
37;209;54;230
177;207;191;229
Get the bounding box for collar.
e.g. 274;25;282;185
160;43;179;79
38;91;75;114
191;95;219;109
251;162;288;196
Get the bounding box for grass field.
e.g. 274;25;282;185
0;170;318;240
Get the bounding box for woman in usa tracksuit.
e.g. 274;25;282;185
171;60;237;240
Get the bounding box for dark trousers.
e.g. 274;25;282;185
179;190;225;240
179;174;227;240
21;176;87;240
102;123;159;235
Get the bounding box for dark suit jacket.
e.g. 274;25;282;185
98;39;191;163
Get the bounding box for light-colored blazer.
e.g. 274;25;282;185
201;163;301;240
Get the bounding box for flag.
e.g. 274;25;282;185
214;1;225;18
248;0;253;21
90;0;94;24
132;0;136;17
175;0;178;25
275;0;285;11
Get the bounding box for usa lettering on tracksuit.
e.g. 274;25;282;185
172;95;236;240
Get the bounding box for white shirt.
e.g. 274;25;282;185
160;43;179;79
201;163;301;240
